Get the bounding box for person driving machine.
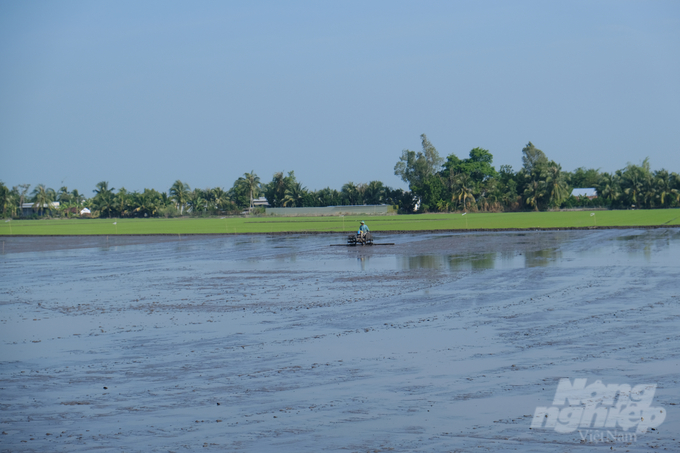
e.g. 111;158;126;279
358;221;369;243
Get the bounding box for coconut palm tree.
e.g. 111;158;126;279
93;181;116;218
621;159;652;208
265;172;286;207
115;188;132;217
208;187;229;213
341;182;359;205
32;184;56;216
364;181;385;205
671;172;680;206
71;189;85;206
283;182;307;207
187;189;207;214
596;173;621;207
544;164;569;208
241;171;261;210
315;187;341;207
57;186;72;204
169;180;190;214
5;191;20;217
523;179;545;211
654;170;674;207
452;174;475;212
0;182;14;217
132;189;160;217
15;184;31;210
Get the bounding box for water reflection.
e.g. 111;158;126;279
395;229;680;272
356;254;369;271
524;248;562;267
10;229;675;275
614;230;679;262
398;249;562;271
448;253;497;270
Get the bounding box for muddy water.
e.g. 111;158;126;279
1;230;679;452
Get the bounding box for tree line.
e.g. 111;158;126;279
1;135;679;218
394;135;679;212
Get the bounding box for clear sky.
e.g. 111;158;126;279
1;0;679;194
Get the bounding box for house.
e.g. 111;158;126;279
21;202;59;216
252;197;270;207
571;188;597;199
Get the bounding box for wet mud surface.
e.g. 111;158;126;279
1;230;679;452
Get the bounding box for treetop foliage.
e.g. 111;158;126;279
394;134;444;188
521;142;548;173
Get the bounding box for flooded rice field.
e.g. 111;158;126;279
1;229;679;452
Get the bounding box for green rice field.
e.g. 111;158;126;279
1;210;679;235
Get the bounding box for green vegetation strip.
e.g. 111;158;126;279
1;210;679;236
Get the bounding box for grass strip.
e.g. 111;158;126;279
1;209;679;236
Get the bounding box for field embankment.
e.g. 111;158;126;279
2;209;679;235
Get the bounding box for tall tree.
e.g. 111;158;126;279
596;173;621;206
32;184;56;216
210;187;230;213
443;148;497;183
283;182;307;207
653;170;674;207
169;180;190;214
523;179;545;211
419;175;444;211
71;189;85;205
115;188;132;217
241;171;261;209
394;133;444;190
364;181;386;205
544;163;569;207
341;182;359;205
263;171;297;207
57;186;72;203
671;172;680;206
0;182;12;217
452;174;475;212
187;189;207;214
15;184;31;209
521;142;548;173
620;158;652;207
133;189;161;217
93;181;116;218
314;187;342;206
228;178;250;209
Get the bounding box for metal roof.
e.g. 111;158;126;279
22;202;60;208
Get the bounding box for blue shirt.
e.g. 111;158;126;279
359;224;369;232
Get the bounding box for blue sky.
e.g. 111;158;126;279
1;0;679;194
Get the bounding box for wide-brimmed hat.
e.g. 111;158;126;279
360;221;365;224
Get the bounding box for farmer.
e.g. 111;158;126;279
359;220;370;242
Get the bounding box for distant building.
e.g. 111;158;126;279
21;202;59;216
80;207;91;216
571;188;597;199
252;197;270;207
